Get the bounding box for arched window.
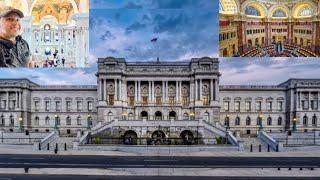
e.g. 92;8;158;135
246;116;251;125
9;115;14;126
77;116;82;125
277;117;282;125
312;114;317;126
45;116;50;125
1;115;4;126
225;116;230;127
204;112;210;122
267;117;272;126
141;111;148;120
299;7;313;17
34;116;39;126
155;111;162;120
235;116;240;126
245;6;261;16
128;113;134;120
169;111;176;120
183;113;189;120
66;116;71;126
303;115;308;126
273;9;286;17
257;116;262;125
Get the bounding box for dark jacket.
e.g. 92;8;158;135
0;36;30;67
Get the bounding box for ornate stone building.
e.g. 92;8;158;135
0;0;89;67
0;57;319;142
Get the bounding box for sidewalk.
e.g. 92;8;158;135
1;144;320;157
0;168;319;177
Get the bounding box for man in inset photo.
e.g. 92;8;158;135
0;6;31;67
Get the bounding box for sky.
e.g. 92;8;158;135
0;0;319;85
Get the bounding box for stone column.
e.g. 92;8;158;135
6;91;9;110
16;91;19;109
135;81;138;102
19;91;22;109
114;79;118;101
165;81;168;102
98;79;101;101
200;79;203;101
123;80;127;102
148;81;152;102
176;81;179;102
138;81;141;102
210;79;214;101
318;91;320;110
195;79;198;101
162;81;165;103
119;79;122;102
15;91;18;109
215;79;219;101
190;82;193;101
309;91;311;110
104;79;107;102
298;91;301;110
179;81;182;102
152;81;155;102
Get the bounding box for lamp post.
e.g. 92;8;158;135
293;118;297;132
259;114;263;131
18;117;23;132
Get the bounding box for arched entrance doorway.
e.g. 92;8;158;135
180;130;194;145
123;130;138;145
150;130;166;145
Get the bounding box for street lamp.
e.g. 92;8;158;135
259;114;263;131
18;117;23;132
293;118;297;132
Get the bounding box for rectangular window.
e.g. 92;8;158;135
169;97;175;105
108;95;114;106
55;101;61;112
88;101;93;111
34;101;39;111
245;101;251;111
45;101;50;112
203;96;209;105
66;101;71;112
9;100;15;110
77;101;82;112
235;101;240;112
45;118;50;125
128;97;135;106
0;100;6;109
256;101;262;111
278;101;283;111
156;97;162;105
311;100;317;110
142;97;148;106
267;102;272;111
182;97;189;106
224;101;230;111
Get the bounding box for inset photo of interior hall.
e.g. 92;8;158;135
219;0;320;57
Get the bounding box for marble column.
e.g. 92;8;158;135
19;91;22;109
190;82;193;101
152;81;155;102
103;79;107;102
215;79;219;101
119;79;122;102
138;81;141;102
318;91;320;110
309;91;311;110
298;91;301;110
162;81;165;103
15;91;18;109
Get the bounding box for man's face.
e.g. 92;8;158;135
0;13;21;39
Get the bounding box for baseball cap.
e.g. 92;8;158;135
0;6;24;18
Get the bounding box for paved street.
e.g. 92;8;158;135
0;154;319;169
0;175;319;180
